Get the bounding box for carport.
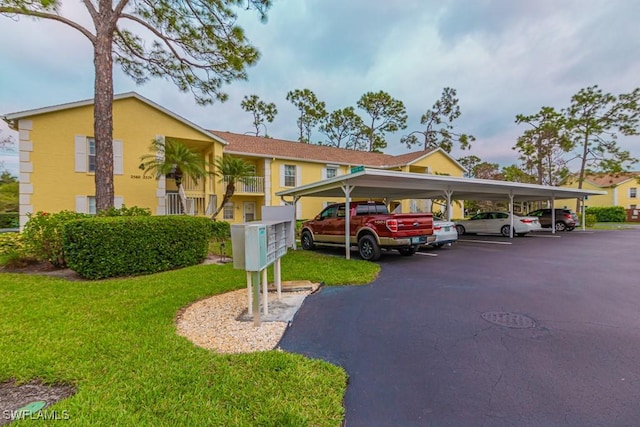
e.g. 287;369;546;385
276;168;606;259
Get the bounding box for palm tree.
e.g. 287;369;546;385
140;137;206;214
211;155;255;220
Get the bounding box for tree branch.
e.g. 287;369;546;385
0;7;95;42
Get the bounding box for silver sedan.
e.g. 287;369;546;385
427;219;458;247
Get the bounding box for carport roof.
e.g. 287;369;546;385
275;168;606;202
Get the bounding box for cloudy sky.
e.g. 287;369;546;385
1;0;640;175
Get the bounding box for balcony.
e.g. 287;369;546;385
223;175;264;194
166;193;215;216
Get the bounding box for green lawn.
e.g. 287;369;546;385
589;222;640;230
0;250;379;426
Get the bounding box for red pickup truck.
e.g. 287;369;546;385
300;201;435;261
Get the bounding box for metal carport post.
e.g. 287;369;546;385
509;191;515;238
342;183;354;260
444;189;454;221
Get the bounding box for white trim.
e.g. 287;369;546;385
76;195;87;213
264;158;272;206
19;141;33;152
279;164;285;187
113;140;123;175
276;168;606;201
19;162;33;173
75;135;87;172
3;92;227;145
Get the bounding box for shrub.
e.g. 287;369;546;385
63;216;212;279
97;205;152;217
210;220;231;240
585;214;598;227
0;232;23;255
22;211;91;267
585;206;627;222
0;213;18;228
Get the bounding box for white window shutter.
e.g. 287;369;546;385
279;164;285;187
114;196;124;208
75;196;87;213
113;140;123;175
296;166;302;187
75;136;87;172
321;168;327;180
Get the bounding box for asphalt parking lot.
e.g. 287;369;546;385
279;228;640;426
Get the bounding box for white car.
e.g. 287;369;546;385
427;219;458;247
455;212;542;237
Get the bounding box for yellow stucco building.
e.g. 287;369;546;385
559;173;639;210
3;92;466;227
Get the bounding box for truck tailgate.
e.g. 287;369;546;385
393;214;433;236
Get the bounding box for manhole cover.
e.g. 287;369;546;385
481;312;536;328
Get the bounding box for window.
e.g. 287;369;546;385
223;203;234;220
75;195;99;214
355;203;389;215
87;138;96;172
630;187;637;198
320;205;337;219
326;167;337;179
75;135;122;174
87;196;96;214
284;165;296;187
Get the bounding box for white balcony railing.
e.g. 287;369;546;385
181;175;205;192
223;176;264;193
166;193;211;216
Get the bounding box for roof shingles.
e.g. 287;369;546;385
583;172;639;187
212;131;432;168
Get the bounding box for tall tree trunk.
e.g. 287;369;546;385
576;132;590;213
93;22;115;212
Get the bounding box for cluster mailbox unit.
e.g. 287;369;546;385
231;207;295;326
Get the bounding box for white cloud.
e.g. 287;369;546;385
1;0;639;171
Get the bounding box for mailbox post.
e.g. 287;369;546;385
231;219;292;327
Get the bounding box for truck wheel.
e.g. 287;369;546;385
301;230;315;250
358;235;381;261
398;246;417;256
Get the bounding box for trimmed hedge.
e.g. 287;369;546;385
585;206;627;222
63;216;212;279
210;220;231;240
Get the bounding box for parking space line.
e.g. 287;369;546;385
529;234;562;238
458;239;512;245
416;252;439;257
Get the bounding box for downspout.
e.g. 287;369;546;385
509;192;514;238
